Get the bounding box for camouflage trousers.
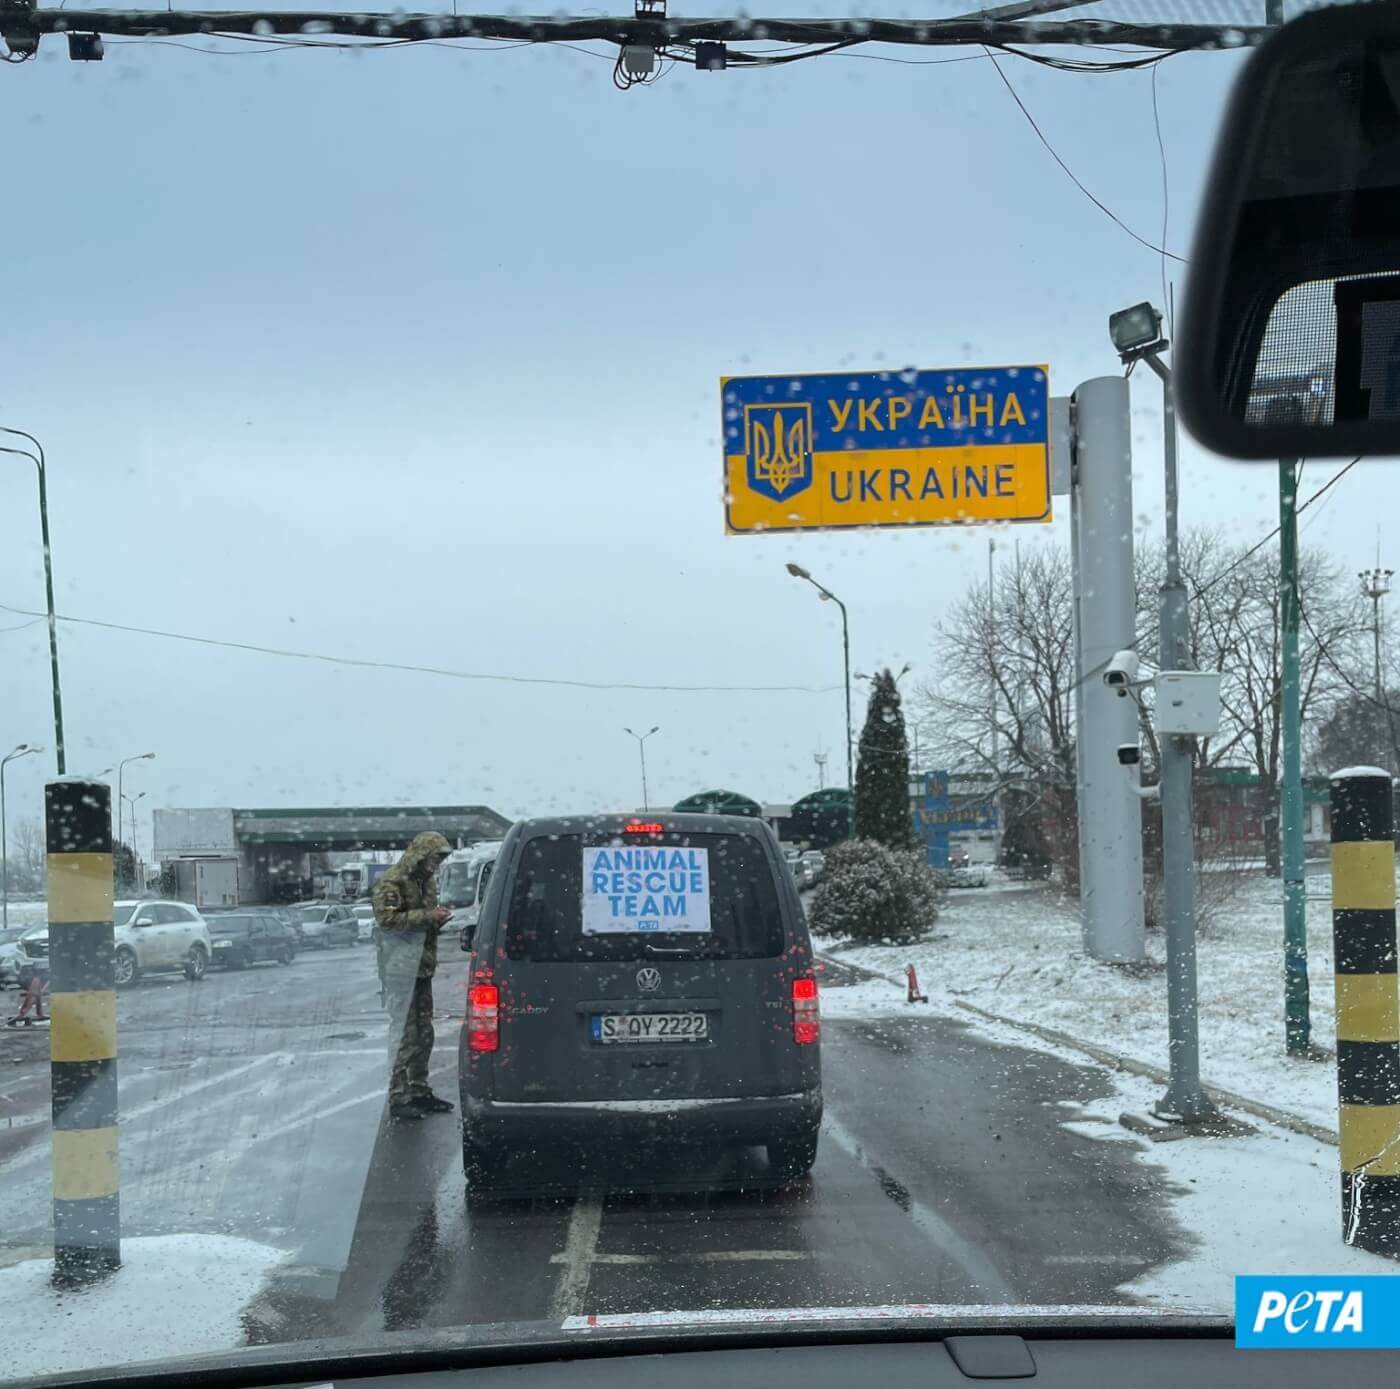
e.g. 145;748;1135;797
385;974;435;1106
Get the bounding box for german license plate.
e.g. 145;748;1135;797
592;1012;708;1044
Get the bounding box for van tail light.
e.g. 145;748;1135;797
468;983;500;1052
792;976;820;1045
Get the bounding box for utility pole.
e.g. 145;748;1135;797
1110;302;1214;1116
1361;566;1394;769
988;537;1002;866
1070;373;1146;963
1263;0;1309;1057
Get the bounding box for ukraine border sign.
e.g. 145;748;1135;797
722;365;1051;533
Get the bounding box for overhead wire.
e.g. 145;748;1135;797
0;599;842;696
1297;585;1400;774
1150;59;1172;332
1073;458;1363;697
983;44;1187;263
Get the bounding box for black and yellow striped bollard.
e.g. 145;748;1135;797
46;778;119;1283
1331;767;1400;1254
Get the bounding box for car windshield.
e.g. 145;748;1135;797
0;4;1389;1384
439;861;479;907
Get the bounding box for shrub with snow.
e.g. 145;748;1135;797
808;838;941;943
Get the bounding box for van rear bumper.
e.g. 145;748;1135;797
463;1089;822;1148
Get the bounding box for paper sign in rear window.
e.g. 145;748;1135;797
582;846;712;934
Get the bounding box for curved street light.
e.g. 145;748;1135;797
623;726;660;812
786;563;853;828
117;753;156;888
2;743;43;930
122;792;148;890
0;427;65;775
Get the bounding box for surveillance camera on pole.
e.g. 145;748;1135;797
1103;650;1142;695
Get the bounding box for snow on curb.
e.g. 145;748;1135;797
900;995;1396;1308
0;1233;288;1380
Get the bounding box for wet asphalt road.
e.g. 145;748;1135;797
0;939;1186;1341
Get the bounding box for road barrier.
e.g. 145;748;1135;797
1330;768;1400;1253
46;778;119;1283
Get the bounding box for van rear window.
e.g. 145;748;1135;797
504;833;785;962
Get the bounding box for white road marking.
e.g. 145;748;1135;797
249;1088;387;1144
822;1112;1017;1303
548;1197;603;1319
549;1250;814;1266
0;1051;289;1178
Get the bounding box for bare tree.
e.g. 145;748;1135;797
921;530;1370;897
916;545;1080;889
1136;530;1366;872
10;817;45;893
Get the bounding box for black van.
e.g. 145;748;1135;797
459;812;822;1192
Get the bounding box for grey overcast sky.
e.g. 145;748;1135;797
0;0;1382;838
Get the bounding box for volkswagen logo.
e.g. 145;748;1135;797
636;967;662;993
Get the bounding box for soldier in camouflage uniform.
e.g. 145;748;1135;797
371;831;454;1121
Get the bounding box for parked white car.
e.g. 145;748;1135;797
23;900;213;987
352;903;376;944
0;926;39;987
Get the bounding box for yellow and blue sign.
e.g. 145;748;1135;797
722;365;1051;533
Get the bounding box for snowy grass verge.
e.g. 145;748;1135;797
0;1233;287;1380
819;875;1343;1132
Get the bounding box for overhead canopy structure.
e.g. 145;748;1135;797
672;790;762;818
155;805;511;856
789;788;853;849
153;804;514;903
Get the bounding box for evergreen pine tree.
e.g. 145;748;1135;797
854;667;913;848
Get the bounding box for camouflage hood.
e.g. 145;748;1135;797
399;831;452;878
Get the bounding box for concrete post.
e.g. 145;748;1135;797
1330;768;1400;1252
1070;377;1146;963
46;777;119;1283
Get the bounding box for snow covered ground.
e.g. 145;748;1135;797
0;1234;287;1380
3;901;49;929
821;873;1343;1131
936;1005;1396;1308
816;873;1400;1302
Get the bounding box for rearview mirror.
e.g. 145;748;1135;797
1179;5;1400;460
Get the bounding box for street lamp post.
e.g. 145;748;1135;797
1111;301;1218;1122
786;563;853;831
122;792;147;890
116;753;156;891
1;428;65;775
623;727;660;811
1;744;42;930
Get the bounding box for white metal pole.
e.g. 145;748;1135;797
1071;376;1146;963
